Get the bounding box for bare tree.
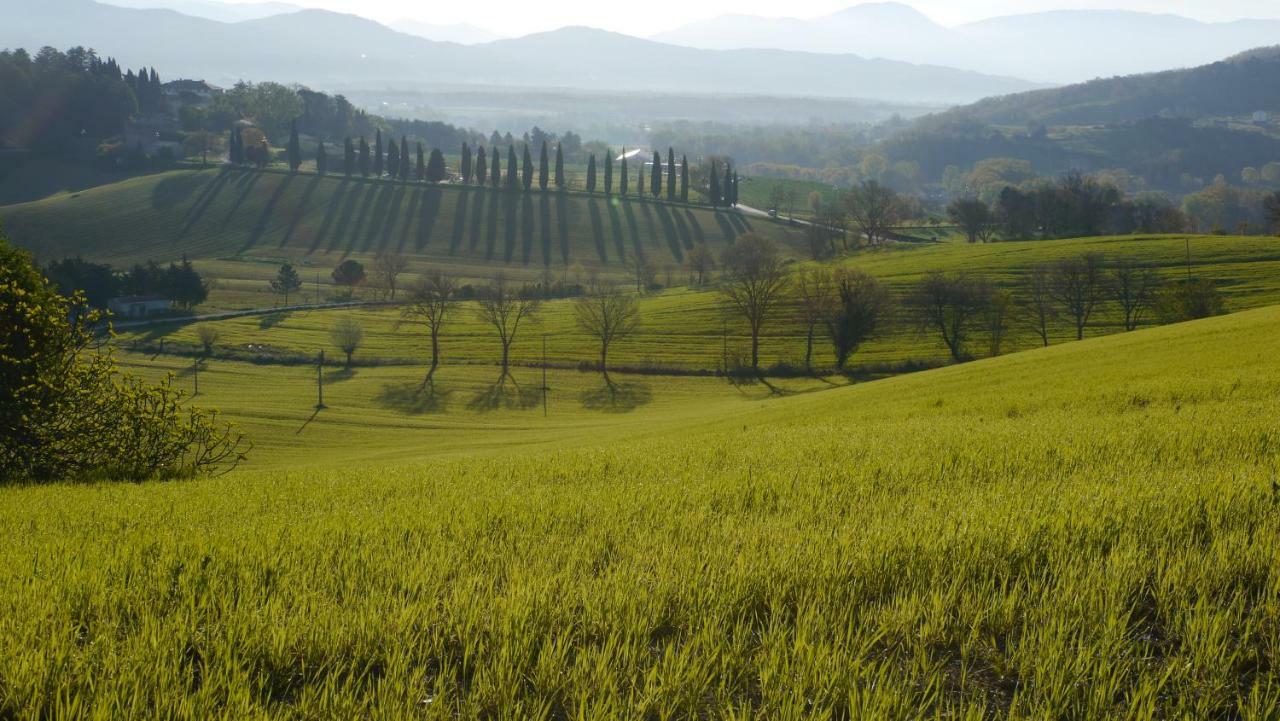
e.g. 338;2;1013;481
196;325;220;356
400;270;457;385
330;317;364;367
719;233;790;371
685;244;717;286
983;289;1014;356
1110;258;1162;331
475;273;541;376
1021;264;1056;347
372;252;409;301
825;269;892;370
1051;253;1106;340
574;282;640;381
845;180;902;246
908;272;991;363
629;253;657;293
793;266;836;370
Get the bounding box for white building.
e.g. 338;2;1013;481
108;296;171;319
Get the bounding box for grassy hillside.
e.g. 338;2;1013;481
0;167;799;279
4;305;1280;716
117;232;1280;372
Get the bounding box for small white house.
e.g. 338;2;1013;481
108;296;170;319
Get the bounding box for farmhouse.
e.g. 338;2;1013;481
107;295;171;319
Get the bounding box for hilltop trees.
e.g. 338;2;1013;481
415;143;426;181
709;162;721;207
651;151;662;199
475;146;488;186
373;129;383;177
399;137;410;180
506;145;519;189
315;140;328;175
604;149;614;195
586;155;597;193
269;261;303;306
522;145;534;190
491;147;501;189
475;273;541;376
358;137;370;177
386;137;400;180
401;270;458;386
539;142;550;191
344;138;356;176
287;119;301;172
461;143;472;184
620;151;629;196
555;144;565;189
719;234;789;371
681;156;690;203
668;148;677;201
574;282;641;381
427;148;447;183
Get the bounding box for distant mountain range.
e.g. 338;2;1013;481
653;3;1280;84
0;0;1040;105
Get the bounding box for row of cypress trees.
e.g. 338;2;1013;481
262;123;740;208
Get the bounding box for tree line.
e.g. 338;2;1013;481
44;257;208;309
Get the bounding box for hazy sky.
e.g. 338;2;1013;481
282;0;1280;36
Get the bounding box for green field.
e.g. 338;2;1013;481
114;232;1280;373
5;304;1280;716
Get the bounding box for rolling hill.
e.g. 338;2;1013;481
5;296;1280;714
0;0;1039;103
0;167;801;274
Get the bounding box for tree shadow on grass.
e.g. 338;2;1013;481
579;377;652;413
374;381;454;414
221;171;262;227
324;367;358;384
467;372;540;412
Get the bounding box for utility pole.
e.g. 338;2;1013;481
1185;237;1193;280
542;334;548;417
316;349;326;409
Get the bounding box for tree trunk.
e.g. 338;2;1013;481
803;323;814;371
501;342;510;376
751;329;760;371
600;344;610;382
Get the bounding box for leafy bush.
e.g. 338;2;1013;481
1155;278;1226;324
0;229;248;483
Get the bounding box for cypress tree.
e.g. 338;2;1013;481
522;145;533;190
316;139;328;175
620;150;628;196
400;137;411;180
475;146;487;186
373;129;383;176
287;119;301;173
228;129;239;164
416;143;426;181
358;137;370;177
709;161;721;207
386;138;399;180
427;148;446;182
506;145;518;189
461;143;472;184
681;155;689;203
491;147;501;189
637;157;645;197
539;141;549;191
651;151;662;199
554;144;565;189
343;137;355;177
586;154;597;194
604;148;613;195
731;171;740;206
667;148;676;201
724;165;734;207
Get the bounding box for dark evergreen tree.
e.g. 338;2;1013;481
731;171;740;206
461;142;472;184
287;119;302;173
373;129;384;176
427;148;446;182
709;161;721;207
506;145;518;189
651;151;662;199
586;154;597;193
491;147;501;189
604;148;614;195
522;145;534;190
316;139;328;175
637;157;645;197
555;144;565;189
358;137;370;177
475;146;488;186
620;150;629;196
724;166;734;207
538;141;549;191
681;155;689;203
343;137;355;177
386;138;399;180
400;137;411;180
228;129;241;164
416;143;426;181
667;148;676;201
